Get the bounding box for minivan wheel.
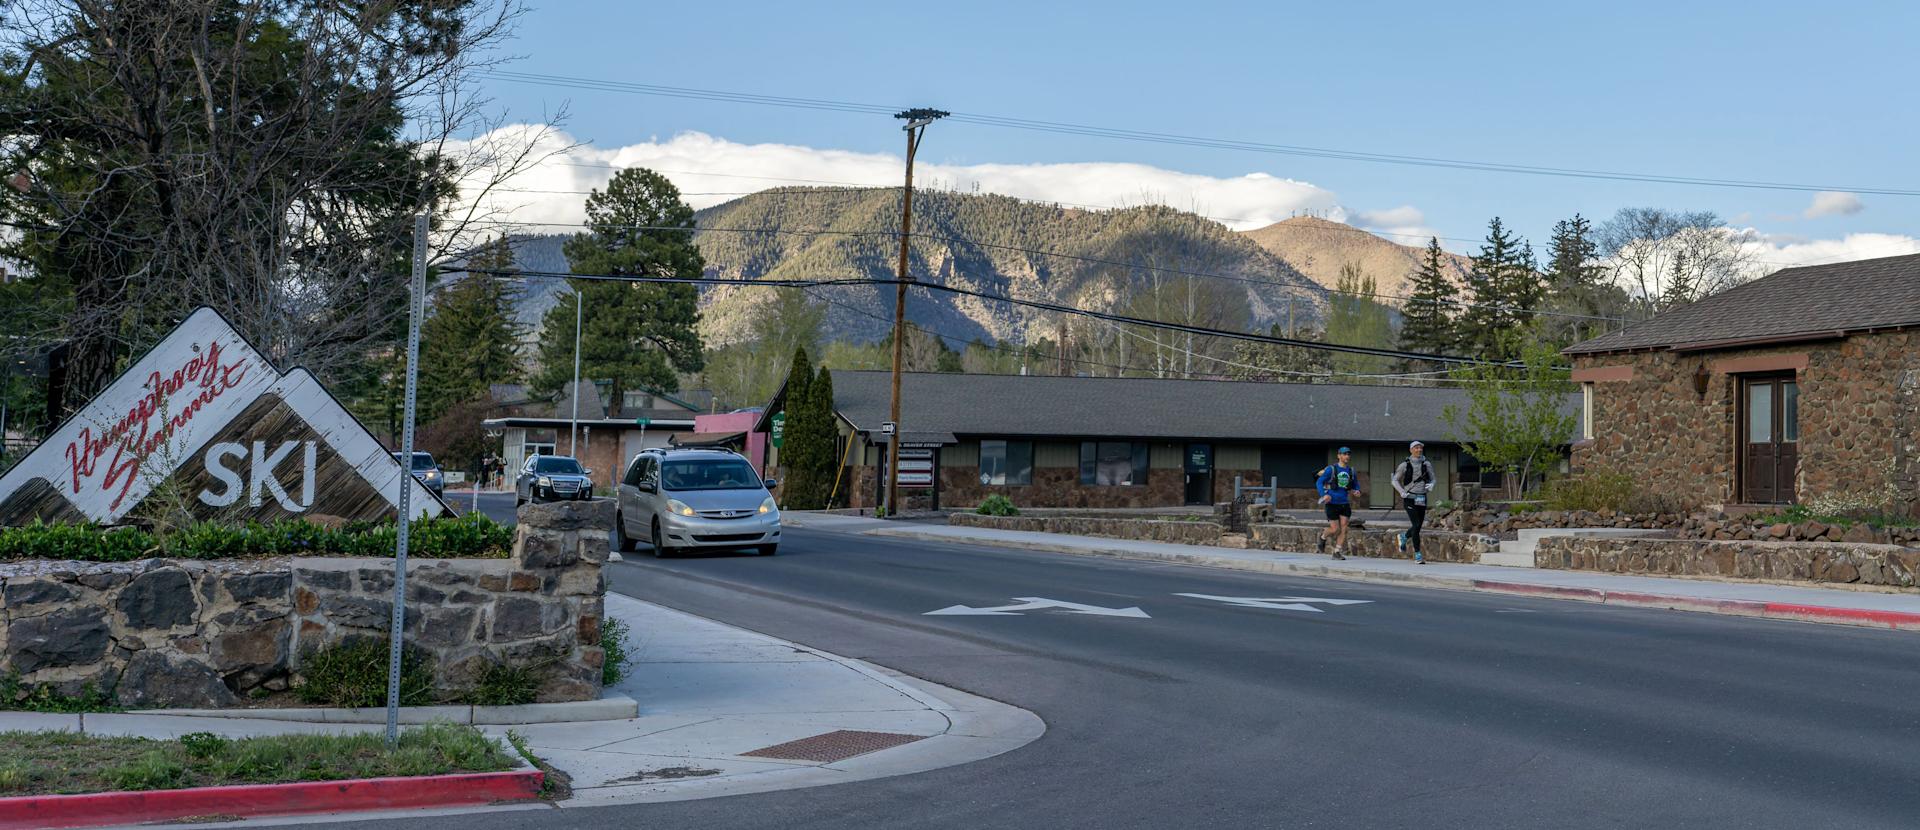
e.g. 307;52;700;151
615;511;635;552
651;520;673;558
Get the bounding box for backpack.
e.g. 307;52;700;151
1398;458;1433;487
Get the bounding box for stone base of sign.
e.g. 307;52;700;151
0;500;611;708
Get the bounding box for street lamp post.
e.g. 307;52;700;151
885;107;947;518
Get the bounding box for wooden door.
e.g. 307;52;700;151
1741;376;1799;504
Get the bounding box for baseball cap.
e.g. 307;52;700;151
1409;440;1424;449
1337;446;1352;454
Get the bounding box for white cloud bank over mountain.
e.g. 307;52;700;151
451;127;1915;274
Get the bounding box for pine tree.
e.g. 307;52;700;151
418;235;522;422
1659;252;1696;310
1541;214;1609;346
534;168;705;412
799;367;840;507
1459;217;1535;360
1398;237;1458;357
1324;264;1395;379
777;348;817;507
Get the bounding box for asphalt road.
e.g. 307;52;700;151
394;496;1920;829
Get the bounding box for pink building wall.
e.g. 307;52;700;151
695;411;767;473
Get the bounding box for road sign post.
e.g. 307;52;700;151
386;212;428;746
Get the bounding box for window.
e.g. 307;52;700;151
1261;445;1326;488
622;455;652;487
522;428;556;458
661;458;762;491
1581;383;1594;440
624;391;655;411
1781;381;1799;442
1079;441;1148;486
979;440;1034;486
533;456;583;475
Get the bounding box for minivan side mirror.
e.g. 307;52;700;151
584;468;594;476
637;481;656;493
763;478;779;490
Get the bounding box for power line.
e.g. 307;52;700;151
481;70;1920;197
447;264;1544;368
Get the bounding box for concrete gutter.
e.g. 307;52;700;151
143;695;639;725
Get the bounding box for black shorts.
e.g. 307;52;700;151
1324;502;1352;520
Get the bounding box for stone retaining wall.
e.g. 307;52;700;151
948;512;1226;545
1248;523;1496;564
1535;535;1920;589
0;500;611;708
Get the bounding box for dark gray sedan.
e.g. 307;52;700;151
515;454;594;505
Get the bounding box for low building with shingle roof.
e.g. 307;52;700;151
1564;253;1920;514
756;370;1549;511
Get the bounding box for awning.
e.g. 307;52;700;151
669;431;747;447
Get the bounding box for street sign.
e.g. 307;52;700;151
770;412;785;448
634;417;652;427
1174;594;1374;613
898;460;934;474
894;471;934;487
898;448;934;460
926;597;1151;618
880;421;896;436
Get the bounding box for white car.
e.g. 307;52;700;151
616;447;779;557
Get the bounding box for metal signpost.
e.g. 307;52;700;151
385;212;429;746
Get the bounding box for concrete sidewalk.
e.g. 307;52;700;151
868;523;1920;632
0;592;1041;822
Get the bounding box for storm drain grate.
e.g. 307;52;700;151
740;730;928;763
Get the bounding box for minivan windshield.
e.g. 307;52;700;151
533;456;583;475
661;458;762;491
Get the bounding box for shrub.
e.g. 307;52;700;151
465;657;554;707
0;513;513;563
295;637;434;708
0;673;116;713
976;495;1019;517
601;618;633;687
1535;471;1636;513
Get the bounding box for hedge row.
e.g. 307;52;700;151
0;513;514;563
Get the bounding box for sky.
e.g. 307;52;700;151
465;0;1920;268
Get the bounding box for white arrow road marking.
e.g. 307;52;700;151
925;597;1151;618
1175;594;1375;613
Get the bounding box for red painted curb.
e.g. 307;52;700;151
0;769;543;830
1470;579;1920;631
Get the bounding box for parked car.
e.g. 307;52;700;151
393;451;444;497
516;454;594;504
616;447;779;557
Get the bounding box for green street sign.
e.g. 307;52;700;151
770;412;786;448
634;417;652;427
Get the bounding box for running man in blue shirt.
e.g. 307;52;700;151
1316;446;1362;560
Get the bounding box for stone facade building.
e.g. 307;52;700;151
757;371;1515;512
1565;253;1920;516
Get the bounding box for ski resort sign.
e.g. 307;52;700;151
0;307;444;526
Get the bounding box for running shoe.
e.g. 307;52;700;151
1415;552;1426;564
1317;535;1327;554
1397;532;1407;553
1331;548;1347;561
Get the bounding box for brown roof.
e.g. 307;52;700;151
1564;253;1920;356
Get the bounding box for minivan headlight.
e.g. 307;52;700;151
667;498;696;517
758;497;777;515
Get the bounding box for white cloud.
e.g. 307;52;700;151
1348;205;1441;247
1803;191;1864;219
1746;231;1920;269
450;127;1349;234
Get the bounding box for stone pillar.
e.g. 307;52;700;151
513;499;614;700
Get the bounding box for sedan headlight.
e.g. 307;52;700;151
667;498;696;517
425;470;441;480
537;476;552;487
758;497;777;515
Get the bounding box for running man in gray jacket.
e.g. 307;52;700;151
1392;441;1436;564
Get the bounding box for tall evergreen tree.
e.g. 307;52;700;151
797;367;840;507
1540;214;1611;346
777;348;817;506
1658;252;1697;310
535;168;705;412
1324;264;1396;379
1398;237;1459;358
419;235;522;422
1459;217;1536;360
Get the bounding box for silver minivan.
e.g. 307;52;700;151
616;447;780;557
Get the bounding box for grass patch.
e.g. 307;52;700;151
505;730;571;800
0;673;117;713
294;637;434;708
600;617;633;687
0;512;513;563
0;722;515;796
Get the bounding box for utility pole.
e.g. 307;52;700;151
386;211;429;746
1057;316;1067;376
884;107;947;518
569;285;583;455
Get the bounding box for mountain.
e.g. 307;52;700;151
691;188;1328;346
1239;216;1472;301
